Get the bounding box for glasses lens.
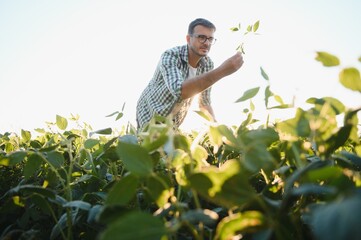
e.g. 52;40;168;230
192;35;216;44
192;35;216;45
198;35;207;43
207;38;215;44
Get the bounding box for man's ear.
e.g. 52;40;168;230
186;34;191;44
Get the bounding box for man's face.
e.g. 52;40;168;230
187;25;215;57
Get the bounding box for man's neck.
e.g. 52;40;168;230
188;49;201;68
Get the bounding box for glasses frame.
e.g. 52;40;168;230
191;34;217;45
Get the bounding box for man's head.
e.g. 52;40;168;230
188;18;216;35
187;18;216;59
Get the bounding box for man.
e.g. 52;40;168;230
136;18;244;130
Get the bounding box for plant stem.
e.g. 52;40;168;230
46;201;67;240
191;189;201;209
184;221;202;240
65;139;74;239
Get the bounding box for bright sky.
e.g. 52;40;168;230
1;0;361;133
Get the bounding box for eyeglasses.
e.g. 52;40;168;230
191;34;217;45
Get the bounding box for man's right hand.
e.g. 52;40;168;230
219;52;244;76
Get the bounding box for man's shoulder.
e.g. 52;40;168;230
162;45;186;56
161;45;187;62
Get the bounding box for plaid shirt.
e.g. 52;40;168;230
136;44;214;129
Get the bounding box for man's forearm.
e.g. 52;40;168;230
181;67;225;99
181;52;243;100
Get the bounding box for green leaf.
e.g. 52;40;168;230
99;211;167;240
92;128;112;135
283;160;329;194
217;125;239;148
239;112;255;129
310;192;361;240
276;109;311;139
0;156;10;166
230;27;239;32
35;128;46;134
21;129;31;142
181;209;219;227
84;139;100;149
235;87;260;103
236;43;245;54
143;134;168;153
325;125;353;156
290;184;337;197
264;86;273;108
30;193;53;214
307;97;346;114
358;56;361;62
22;186;56;199
192;145;208;166
116;141;153;177
208;125;223;147
246;25;252;32
260;67;269;80
87;204;103;223
50;212;75;240
274;95;284;104
46;151;65;169
30;140;42;148
56;115;68;130
315;52;340;67
72;174;93;185
106;174;139;206
339;67;361;92
253;20;260;32
215;211;266;239
194;110;213;121
106;111;124;121
250;100;255;111
306;165;343;183
7;184;56;199
116;112;124;120
106;111;119;117
8;151;27;166
63;200;91;210
243;143;276;174
24;153;43;179
146;175;171;207
189;160;255;208
242;128;279;146
267;104;293;109
339;151;361;170
39;144;60;153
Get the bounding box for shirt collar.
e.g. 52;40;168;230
180;44;207;67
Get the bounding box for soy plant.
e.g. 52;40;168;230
0;115;117;240
234;65;294;132
230;20;260;54
271;53;361;240
100;116;222;240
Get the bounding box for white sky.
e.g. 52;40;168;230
1;0;361;133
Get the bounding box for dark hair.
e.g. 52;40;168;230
188;18;216;35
